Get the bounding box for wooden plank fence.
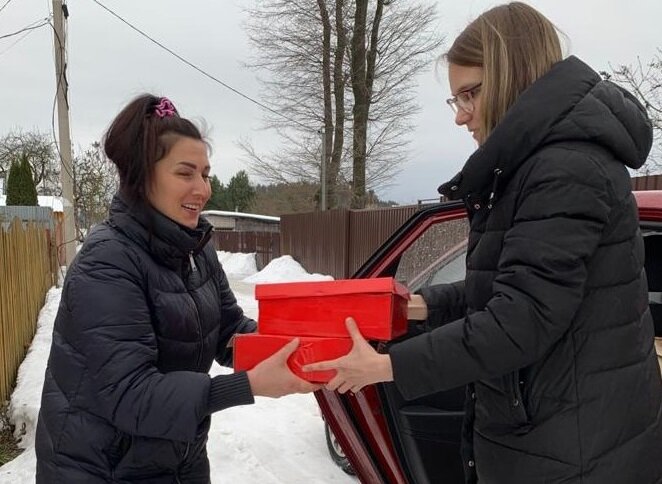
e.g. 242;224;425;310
0;218;56;403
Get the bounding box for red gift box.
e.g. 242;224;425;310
255;277;410;341
233;333;353;383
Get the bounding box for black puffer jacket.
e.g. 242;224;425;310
390;56;662;483
36;196;256;483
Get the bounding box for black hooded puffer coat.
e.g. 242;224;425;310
390;56;662;483
36;196;256;483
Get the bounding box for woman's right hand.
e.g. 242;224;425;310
407;294;428;320
246;338;322;398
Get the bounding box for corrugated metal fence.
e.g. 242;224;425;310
207;177;662;280
281;210;350;278
632;175;662;190
281;206;420;279
210;231;281;270
0;218;56;403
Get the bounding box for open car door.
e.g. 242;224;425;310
316;201;470;484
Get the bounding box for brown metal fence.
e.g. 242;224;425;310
347;206;420;276
210;231;281;270
281;206;421;279
233;174;661;280
281;210;350;278
632;175;662;191
0;218;56;403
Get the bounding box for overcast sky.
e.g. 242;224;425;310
1;0;660;204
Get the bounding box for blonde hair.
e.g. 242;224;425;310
446;2;563;142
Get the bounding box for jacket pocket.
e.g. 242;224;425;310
106;430;131;471
508;371;532;434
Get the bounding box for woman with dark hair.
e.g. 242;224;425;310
306;3;662;483
35;94;317;483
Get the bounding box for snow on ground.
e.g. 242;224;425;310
244;255;334;284
0;254;355;483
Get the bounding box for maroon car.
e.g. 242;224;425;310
320;191;662;483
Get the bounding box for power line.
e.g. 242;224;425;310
0;0;14;16
0;16;50;57
0;17;50;41
89;0;315;133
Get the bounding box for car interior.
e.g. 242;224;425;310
644;232;662;340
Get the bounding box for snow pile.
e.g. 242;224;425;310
243;255;334;284
217;251;258;277
216;250;234;264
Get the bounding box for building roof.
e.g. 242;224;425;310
0;195;64;212
201;210;280;223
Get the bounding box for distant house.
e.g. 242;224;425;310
201;210;280;233
201;210;281;268
0;195;64;213
0;195;64;230
0;195;65;262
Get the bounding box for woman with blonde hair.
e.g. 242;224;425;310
306;3;662;482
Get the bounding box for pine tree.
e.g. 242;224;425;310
204;175;230;211
6;154;38;206
226;171;256;212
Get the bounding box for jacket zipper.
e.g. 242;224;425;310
184;250;204;369
185;228;211;370
487;168;503;209
191;297;204;369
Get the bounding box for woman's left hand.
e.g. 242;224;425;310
302;317;394;394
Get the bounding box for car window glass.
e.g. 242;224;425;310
395;217;469;291
426;250;467;288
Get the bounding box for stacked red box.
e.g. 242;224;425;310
233;277;410;383
234;334;353;383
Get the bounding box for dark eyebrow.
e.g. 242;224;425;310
176;161;210;172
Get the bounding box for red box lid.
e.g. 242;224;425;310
255;277;410;300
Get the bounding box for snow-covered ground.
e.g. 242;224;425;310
0;253;355;483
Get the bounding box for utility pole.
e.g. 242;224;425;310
319;127;327;211
52;0;76;268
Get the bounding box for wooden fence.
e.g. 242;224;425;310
0;218;56;403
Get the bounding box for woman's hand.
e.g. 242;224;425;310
302;318;394;394
247;339;322;398
408;294;428;320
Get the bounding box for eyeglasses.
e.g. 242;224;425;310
446;83;482;114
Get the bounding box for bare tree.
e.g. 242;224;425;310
604;49;662;173
241;0;442;208
0;130;60;195
72;142;118;239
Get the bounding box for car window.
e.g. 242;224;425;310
395;217;469;292
425;249;467;288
